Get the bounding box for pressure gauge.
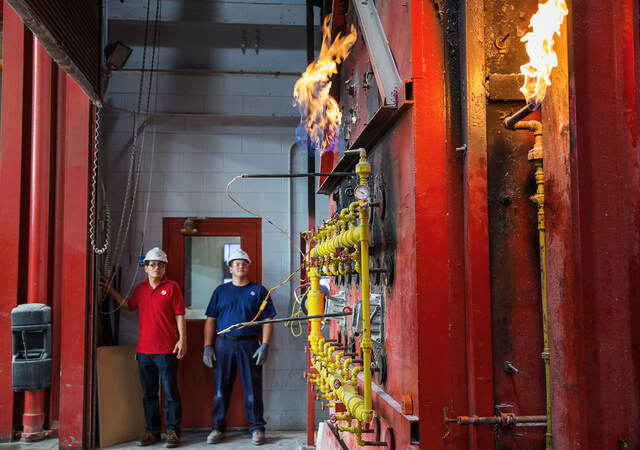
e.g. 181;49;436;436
354;184;370;200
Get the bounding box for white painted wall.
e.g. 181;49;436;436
102;71;328;430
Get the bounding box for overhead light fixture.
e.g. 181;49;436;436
104;41;132;70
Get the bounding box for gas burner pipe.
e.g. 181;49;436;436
504;111;551;449
503;103;540;130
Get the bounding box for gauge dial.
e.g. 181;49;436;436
354;184;370;200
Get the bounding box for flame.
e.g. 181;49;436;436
519;0;568;106
293;15;356;153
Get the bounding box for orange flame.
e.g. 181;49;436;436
293;15;356;153
519;0;568;106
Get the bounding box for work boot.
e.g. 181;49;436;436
252;430;265;446
137;432;161;447
166;430;180;448
206;430;224;444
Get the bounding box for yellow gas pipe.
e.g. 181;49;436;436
305;149;375;442
307;266;324;354
514;120;552;450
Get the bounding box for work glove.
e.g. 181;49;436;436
252;342;269;366
203;345;216;368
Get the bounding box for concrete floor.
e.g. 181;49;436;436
0;431;311;450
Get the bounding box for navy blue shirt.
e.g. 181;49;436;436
205;282;277;337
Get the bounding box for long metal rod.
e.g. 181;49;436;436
220;311;353;332
452;415;547;425
103;102;298;119
305;1;316;445
113;68;300;76
242;172;354;178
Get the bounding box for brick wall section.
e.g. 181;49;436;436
102;72;328;430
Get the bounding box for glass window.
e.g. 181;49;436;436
184;236;241;316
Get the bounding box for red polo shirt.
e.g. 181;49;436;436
128;277;186;354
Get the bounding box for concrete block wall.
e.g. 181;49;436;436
102;71;328;430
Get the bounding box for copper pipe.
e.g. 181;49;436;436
504;116;551;449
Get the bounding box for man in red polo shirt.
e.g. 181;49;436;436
103;247;186;448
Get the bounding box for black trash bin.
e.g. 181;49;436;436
11;303;52;391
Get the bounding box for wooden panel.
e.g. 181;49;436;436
97;346;145;447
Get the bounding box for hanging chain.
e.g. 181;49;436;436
103;0;161;304
90;103;110;254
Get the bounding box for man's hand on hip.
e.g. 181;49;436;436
253;342;269;366
203;345;216;368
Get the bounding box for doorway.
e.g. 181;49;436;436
163;217;262;429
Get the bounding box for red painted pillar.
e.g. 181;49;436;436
58;75;92;448
412;2;458;448
0;4;32;441
545;1;640;448
22;37;54;442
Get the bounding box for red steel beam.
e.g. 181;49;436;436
545;0;640;447
49;66;68;434
22;38;54;442
460;1;494;448
0;4;32;440
57;75;91;448
412;2;457;447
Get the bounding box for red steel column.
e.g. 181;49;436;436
0;4;33;441
545;1;640;448
460;1;494;448
22;38;54;441
58;75;92;448
412;2;457;448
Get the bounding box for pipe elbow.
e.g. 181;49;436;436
513;120;542;134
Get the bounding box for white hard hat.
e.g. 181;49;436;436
227;248;251;266
144;247;168;263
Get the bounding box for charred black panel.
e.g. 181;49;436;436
485;0;547;448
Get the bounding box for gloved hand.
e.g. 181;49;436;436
252;342;269;366
203;345;216;368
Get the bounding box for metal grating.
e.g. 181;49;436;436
7;0;101;100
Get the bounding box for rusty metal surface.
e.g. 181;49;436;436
487;104;546;449
488;73;526;101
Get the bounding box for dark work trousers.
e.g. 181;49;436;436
137;353;182;435
212;336;265;433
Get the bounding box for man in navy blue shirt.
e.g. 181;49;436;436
202;249;276;446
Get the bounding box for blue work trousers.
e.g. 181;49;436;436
137;353;181;435
212;336;265;433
